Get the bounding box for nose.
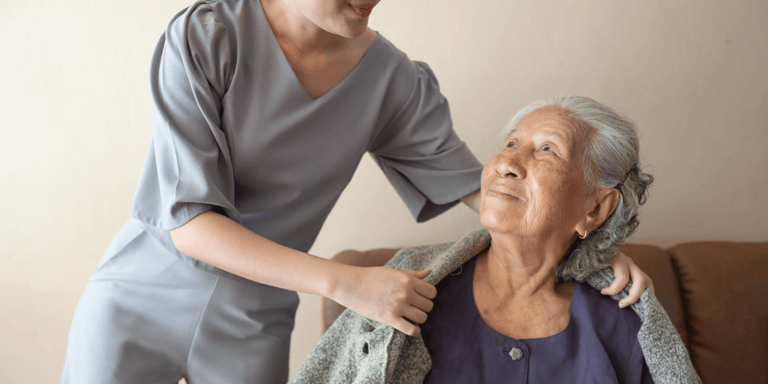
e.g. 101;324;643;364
494;151;526;179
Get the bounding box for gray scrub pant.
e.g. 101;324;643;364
61;220;300;384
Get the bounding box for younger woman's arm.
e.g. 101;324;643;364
170;211;436;336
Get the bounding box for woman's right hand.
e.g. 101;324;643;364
332;266;437;336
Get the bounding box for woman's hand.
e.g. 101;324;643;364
332;266;437;336
601;251;655;308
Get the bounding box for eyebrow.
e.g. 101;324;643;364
507;128;567;141
538;129;567;141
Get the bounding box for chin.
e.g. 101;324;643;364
479;208;515;234
337;26;367;38
328;17;369;38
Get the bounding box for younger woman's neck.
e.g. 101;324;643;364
261;0;348;54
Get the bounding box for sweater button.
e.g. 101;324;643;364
508;347;523;360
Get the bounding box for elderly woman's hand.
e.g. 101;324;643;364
601;251;655;308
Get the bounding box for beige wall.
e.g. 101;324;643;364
1;0;766;382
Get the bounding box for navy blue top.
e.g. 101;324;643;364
421;258;653;383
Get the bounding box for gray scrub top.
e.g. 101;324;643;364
129;0;483;278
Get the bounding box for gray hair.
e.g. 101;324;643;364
504;96;654;281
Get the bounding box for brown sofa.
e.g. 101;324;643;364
322;241;768;383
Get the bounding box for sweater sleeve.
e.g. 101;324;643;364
585;269;701;383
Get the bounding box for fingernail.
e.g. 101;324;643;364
619;301;627;308
601;289;608;294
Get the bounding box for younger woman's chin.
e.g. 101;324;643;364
335;24;368;38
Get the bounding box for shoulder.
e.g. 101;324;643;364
159;1;238;91
373;34;414;75
373;34;441;102
163;1;230;54
572;283;654;384
375;35;440;80
386;229;491;284
167;1;223;35
574;282;643;352
164;0;254;48
574;282;643;337
576;282;641;320
387;242;456;271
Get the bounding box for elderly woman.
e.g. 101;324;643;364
290;96;699;383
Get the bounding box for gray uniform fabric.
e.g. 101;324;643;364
61;219;299;384
131;0;482;270
61;0;482;382
289;229;701;384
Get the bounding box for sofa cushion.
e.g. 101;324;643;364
670;242;768;383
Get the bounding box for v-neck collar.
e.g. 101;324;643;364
256;0;382;102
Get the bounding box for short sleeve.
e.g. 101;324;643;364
369;61;482;222
130;2;238;230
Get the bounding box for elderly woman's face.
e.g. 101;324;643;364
480;108;593;238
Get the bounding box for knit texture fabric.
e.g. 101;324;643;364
289;229;700;383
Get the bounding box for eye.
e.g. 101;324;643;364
542;144;553;152
506;141;517;148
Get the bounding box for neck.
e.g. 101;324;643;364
478;231;574;300
262;0;348;55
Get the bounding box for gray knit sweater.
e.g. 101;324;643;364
290;229;700;383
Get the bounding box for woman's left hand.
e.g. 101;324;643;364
601;251;655;308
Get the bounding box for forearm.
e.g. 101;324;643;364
170;210;350;299
461;188;481;213
171;210;437;336
332;248;401;267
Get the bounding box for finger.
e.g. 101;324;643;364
409;293;434;313
389;317;421;336
401;306;429;325
620;267;651;308
620;278;642;308
601;258;629;296
634;266;655;294
406;269;431;279
413;279;437;299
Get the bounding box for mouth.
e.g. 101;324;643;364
486;185;525;202
349;3;376;18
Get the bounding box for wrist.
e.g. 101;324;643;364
323;262;357;303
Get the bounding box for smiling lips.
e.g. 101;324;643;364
487;185;524;202
350;3;376;18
